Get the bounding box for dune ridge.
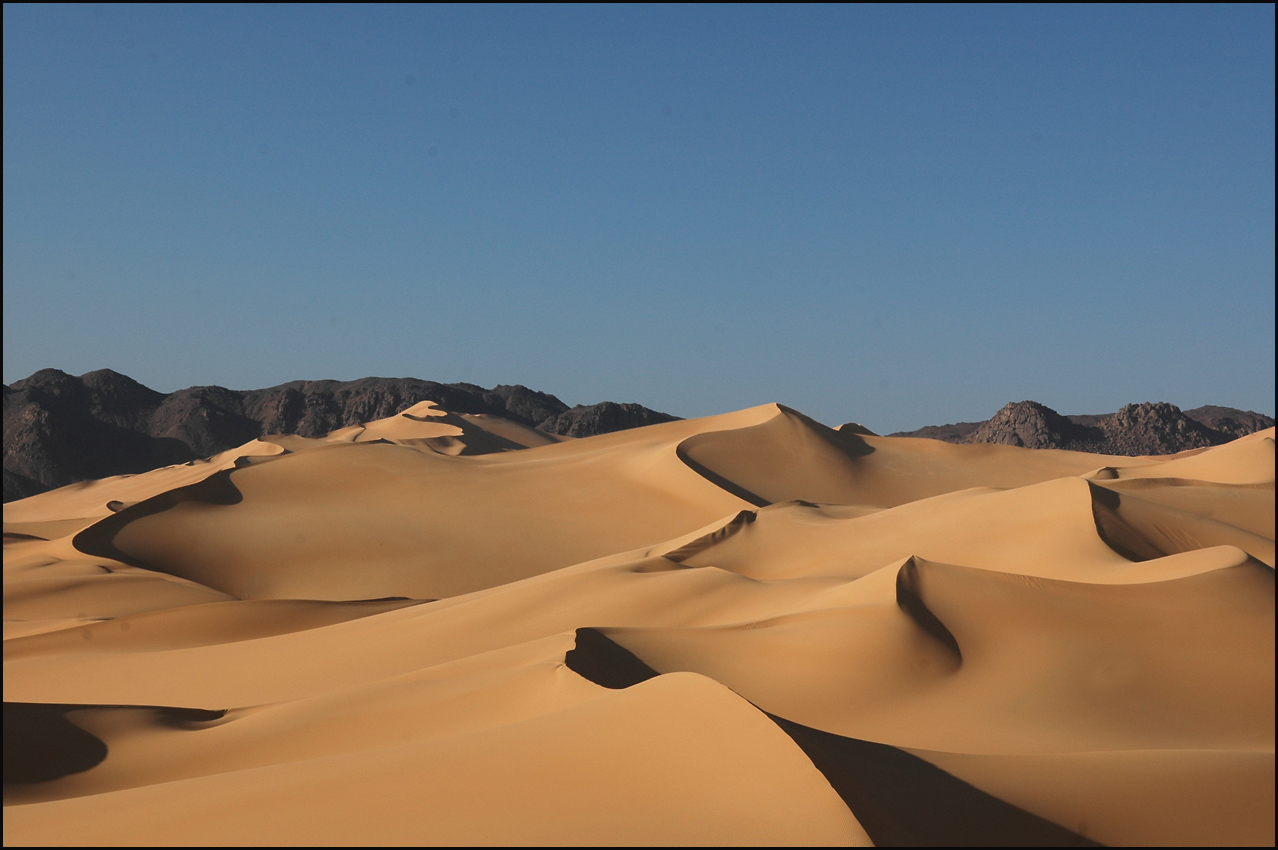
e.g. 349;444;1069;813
4;401;1273;845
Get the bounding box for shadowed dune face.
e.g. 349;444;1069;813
565;628;1098;846
763;716;1101;847
3;407;1273;846
3;703;108;785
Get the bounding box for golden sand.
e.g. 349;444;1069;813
4;401;1273;845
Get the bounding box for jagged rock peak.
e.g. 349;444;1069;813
1097;401;1220;456
962;400;1083;449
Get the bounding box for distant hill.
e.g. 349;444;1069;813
2;369;679;502
891;400;1274;456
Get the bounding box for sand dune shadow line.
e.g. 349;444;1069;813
673;441;770;507
70;468;244;589
895;556;963;662
2;702;108;787
2;701;228;797
564;627;1100;847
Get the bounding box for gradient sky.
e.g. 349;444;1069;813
5;4;1274;433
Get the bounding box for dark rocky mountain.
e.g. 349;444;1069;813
3;369;679;502
892;421;982;443
537;402;680;438
1088;402;1224;456
891;400;1274;456
3;370;198;496
1181;405;1277;440
2;468;48;502
962;401;1092;450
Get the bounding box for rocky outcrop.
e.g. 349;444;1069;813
1093;402;1222;456
150;386;262;458
1182;405;1276;441
537;402;679;438
892;400;1273;456
961;401;1099;450
3;370;679;501
3;468;49;503
889;421;981;443
3;370;197;497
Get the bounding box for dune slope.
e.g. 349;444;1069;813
4;406;1273;846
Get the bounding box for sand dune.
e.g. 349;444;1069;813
4;405;1273;845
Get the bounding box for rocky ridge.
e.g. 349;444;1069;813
3;369;679;501
892;400;1273;456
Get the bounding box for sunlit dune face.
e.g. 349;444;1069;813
4;408;1274;846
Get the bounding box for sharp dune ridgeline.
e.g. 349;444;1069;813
3;384;1274;845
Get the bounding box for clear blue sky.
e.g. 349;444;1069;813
5;4;1274;432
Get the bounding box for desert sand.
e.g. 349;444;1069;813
4;399;1274;845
